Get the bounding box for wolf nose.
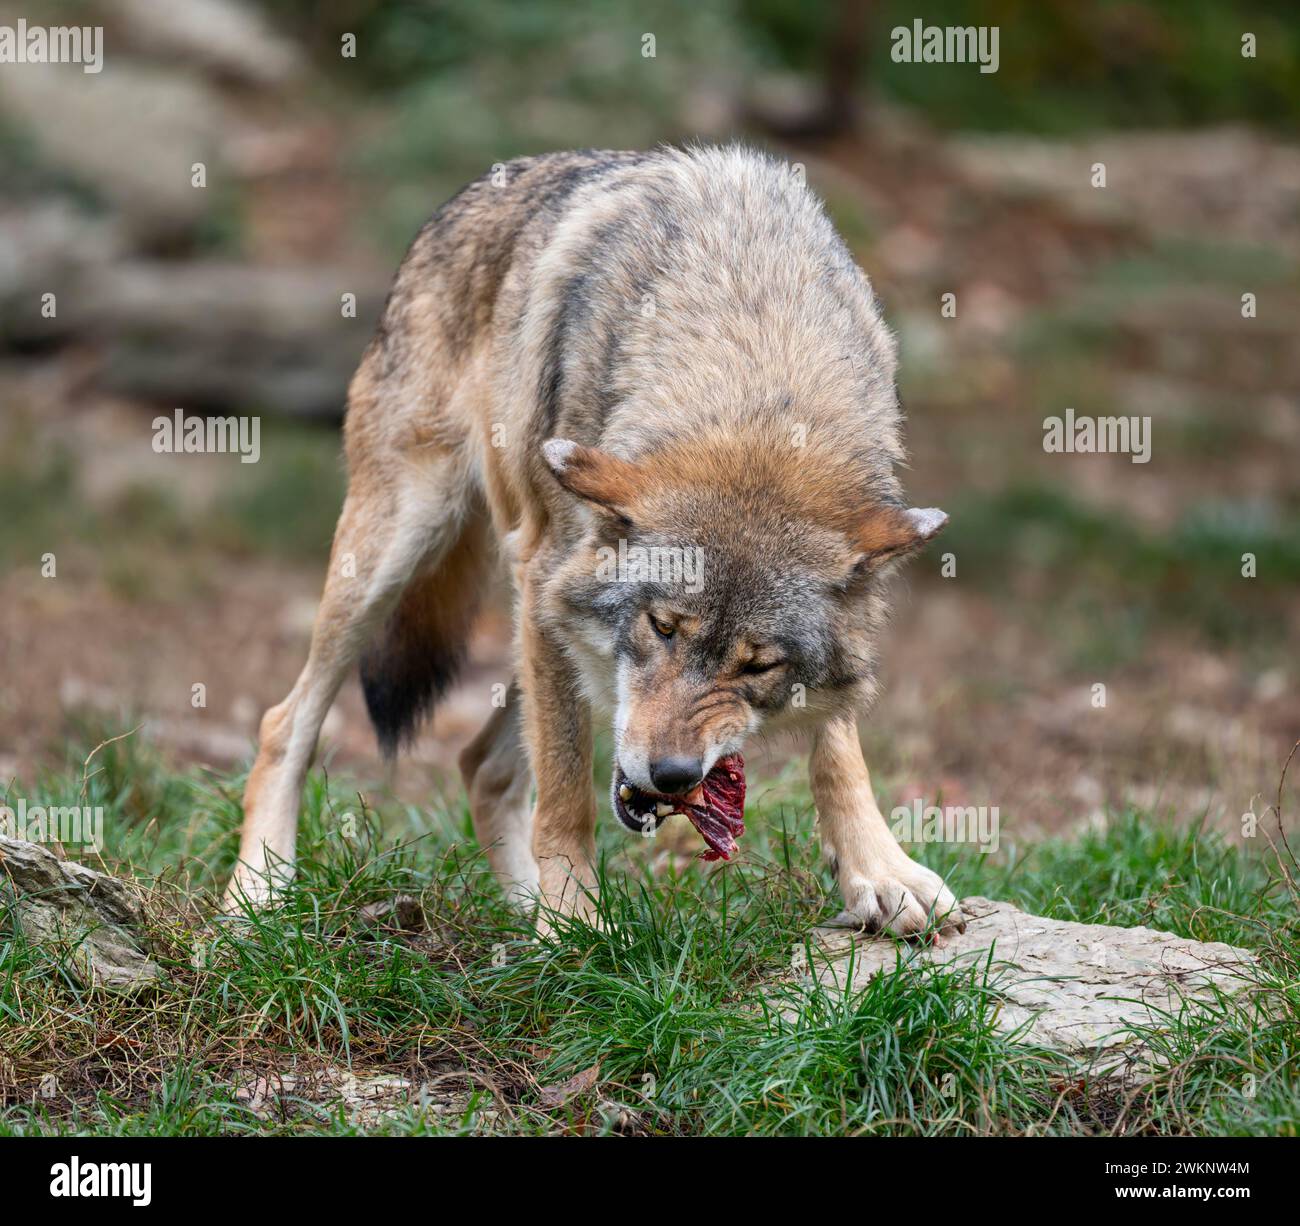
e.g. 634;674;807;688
649;756;703;795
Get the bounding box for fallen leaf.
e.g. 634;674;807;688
539;1063;600;1108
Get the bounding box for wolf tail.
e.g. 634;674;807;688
359;517;487;760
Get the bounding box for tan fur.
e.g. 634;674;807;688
616;612;765;774
458;680;537;905
811;716;960;935
225;146;963;937
518;577;600;934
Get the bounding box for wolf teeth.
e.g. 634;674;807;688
655;802;674;818
618;784;632;800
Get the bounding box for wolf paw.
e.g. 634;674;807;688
830;856;965;939
221;865;286;915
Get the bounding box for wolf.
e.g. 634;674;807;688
225;145;964;938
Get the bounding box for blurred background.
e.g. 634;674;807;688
1;0;1297;848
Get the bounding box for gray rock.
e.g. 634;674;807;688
0;836;161;990
232;1064;498;1129
357;895;426;933
0;204;122;341
944;127;1300;251
0;237;384;417
82;259;383;419
790;895;1256;1078
112;0;306;89
0;61;225;240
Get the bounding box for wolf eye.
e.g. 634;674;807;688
650;614;675;639
741;658;784;676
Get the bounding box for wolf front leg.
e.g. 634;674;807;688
519;572;600;936
810;714;965;937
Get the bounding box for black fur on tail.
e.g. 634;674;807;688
358;560;480;760
360;629;465;760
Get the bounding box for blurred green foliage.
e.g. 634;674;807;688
252;1;1300;252
269;0;1300;134
0;419;343;585
267;0;749;249
747;0;1300;132
945;482;1300;664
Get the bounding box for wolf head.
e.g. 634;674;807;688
541;432;946;835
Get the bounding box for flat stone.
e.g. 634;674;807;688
115;0;306;88
0;837;161;990
0;62;225;239
790;896;1256;1077
232;1064;497;1130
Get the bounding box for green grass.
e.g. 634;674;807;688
942;482;1300;667
1090;239;1300;292
0;417;344;583
2;726;1296;1136
206;422;345;560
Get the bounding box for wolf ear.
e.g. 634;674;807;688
542;438;637;518
853;505;948;568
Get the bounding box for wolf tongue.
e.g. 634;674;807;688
682;754;746;861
